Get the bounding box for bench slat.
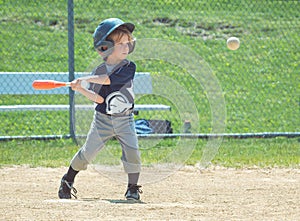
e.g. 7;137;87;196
0;104;171;112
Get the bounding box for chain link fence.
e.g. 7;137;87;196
1;0;299;140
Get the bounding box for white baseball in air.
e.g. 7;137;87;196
227;37;240;50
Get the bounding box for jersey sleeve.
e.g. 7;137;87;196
109;61;136;86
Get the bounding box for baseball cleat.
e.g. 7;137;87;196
125;184;142;201
58;174;77;199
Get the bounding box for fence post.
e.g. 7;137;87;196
68;0;76;143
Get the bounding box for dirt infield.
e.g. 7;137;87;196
0;166;299;221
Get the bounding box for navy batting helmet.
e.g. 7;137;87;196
93;18;135;54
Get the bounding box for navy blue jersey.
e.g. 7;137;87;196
90;59;136;115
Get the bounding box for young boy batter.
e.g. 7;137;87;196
58;18;142;201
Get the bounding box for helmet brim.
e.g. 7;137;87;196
122;22;135;33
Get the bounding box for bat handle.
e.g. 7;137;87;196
65;82;71;87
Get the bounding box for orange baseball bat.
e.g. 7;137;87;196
32;80;103;103
32;80;71;90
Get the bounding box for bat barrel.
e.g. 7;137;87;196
32;80;69;90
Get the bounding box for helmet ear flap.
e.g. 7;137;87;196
128;39;136;54
96;40;114;58
96;40;114;52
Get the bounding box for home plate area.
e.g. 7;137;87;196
0;166;299;220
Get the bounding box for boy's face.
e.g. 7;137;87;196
98;34;133;64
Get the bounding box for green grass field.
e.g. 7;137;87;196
0;137;299;168
0;0;299;168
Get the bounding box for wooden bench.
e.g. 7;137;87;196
0;72;171;114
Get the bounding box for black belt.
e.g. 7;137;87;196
103;109;134;117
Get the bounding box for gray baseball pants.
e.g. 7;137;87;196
70;111;141;174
